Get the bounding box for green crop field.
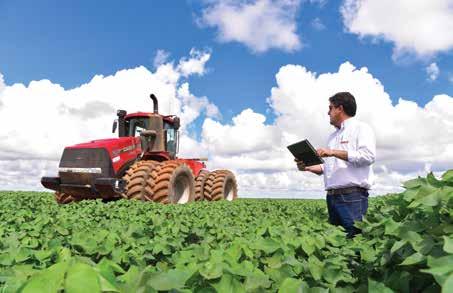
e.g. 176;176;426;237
1;171;452;292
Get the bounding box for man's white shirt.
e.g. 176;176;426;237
322;117;376;190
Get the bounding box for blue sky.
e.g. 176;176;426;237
1;0;452;196
1;0;452;121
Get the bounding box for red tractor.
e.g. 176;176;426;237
41;94;238;204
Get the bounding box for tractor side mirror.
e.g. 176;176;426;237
112;120;118;133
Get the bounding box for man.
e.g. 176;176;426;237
297;92;376;238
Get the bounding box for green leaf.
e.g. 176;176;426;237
278;278;303;293
211;273;245;293
95;258;123;291
200;261;223;280
300;236;315;255
263;254;283;269
22;262;69;293
244;272;271;291
265;265;296;284
403;177;425;189
384;219;401;236
15;248;31;263
368;279;394;293
65;262;101;293
253;238;281;254
399;252;425;266
360;247;377;262
35;250;53;262
427;172;443;188
441;170;453;182
443;236;453;253
116;265;141;291
226;261;255;277
417;190;441;207
399;230;423;246
147;269;191;291
224;243;242;262
55;226;69;236
442;274;453;293
390;240;407;255
57;247;71;262
308;256;323;281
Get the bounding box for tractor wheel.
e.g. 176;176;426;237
203;170;238;201
194;170;210;201
151;160;195;204
122;160;158;201
54;192;76;204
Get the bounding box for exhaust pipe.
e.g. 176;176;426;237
150;94;158;114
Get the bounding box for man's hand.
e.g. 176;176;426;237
317;148;333;157
295;158;306;171
317;148;348;161
295;159;323;175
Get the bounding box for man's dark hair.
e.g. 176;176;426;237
329;92;357;117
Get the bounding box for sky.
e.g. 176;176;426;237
0;0;452;198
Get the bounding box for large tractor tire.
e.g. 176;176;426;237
194;170;210;201
150;160;195;204
122;160;158;201
203;170;238;201
54;192;77;204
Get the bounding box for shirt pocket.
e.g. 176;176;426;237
339;133;355;151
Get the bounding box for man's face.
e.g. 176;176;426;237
328;102;342;127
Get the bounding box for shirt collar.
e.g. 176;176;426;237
340;117;355;130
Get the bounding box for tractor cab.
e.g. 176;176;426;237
112;94;180;160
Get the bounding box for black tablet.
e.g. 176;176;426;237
287;139;324;166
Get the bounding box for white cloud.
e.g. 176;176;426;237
426;62;440;81
198;0;302;53
200;62;453;197
309;0;327;8
0;50;217;190
341;0;453;58
2;54;452;199
311;17;326;31
153;49;171;68
177;48;211;77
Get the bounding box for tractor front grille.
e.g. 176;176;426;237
58;148;114;186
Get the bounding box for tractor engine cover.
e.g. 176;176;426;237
42;137;142;200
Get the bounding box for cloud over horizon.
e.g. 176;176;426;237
1;51;452;198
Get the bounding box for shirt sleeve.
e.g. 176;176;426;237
347;123;376;167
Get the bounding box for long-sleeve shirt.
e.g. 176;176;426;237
322;117;376;190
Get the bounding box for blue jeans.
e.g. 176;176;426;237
326;191;368;238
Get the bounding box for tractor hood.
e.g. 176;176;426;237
66;137;139;152
63;137;142;174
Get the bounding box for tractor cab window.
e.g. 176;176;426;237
164;122;178;154
127;118;149;137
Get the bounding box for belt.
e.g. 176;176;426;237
326;186;368;196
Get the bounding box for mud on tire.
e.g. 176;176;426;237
203;170;238;201
54;192;77;204
122;160;158;201
194;170;210;201
150;160;195;204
